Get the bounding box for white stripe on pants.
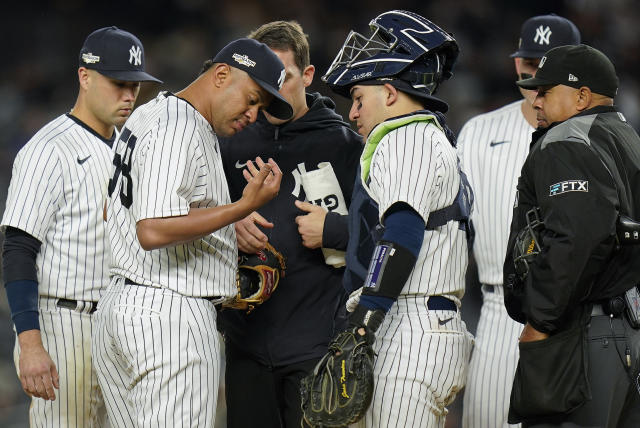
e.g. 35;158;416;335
462;285;523;428
14;297;107;427
92;278;221;428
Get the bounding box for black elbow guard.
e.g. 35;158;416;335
361;240;417;301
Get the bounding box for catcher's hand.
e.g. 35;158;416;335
300;326;376;427
223;243;285;313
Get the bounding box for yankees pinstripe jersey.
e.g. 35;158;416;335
2;114;114;301
107;92;237;297
364;115;467;300
457;100;534;286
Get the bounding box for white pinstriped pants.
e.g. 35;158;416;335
92;278;221;428
14;297;108;427
462;285;523;428
354;296;473;428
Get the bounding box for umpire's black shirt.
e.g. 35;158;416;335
504;105;640;333
218;93;362;366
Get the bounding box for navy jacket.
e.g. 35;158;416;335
219;93;362;366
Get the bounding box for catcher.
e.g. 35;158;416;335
301;10;474;428
224;243;286;313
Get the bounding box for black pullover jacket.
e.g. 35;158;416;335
219;92;362;366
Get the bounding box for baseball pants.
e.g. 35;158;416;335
463;284;522;428
14;296;107;427
92;278;221;428
355;296;473;428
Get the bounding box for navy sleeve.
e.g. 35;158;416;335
3;226;41;282
381;203;425;256
359;203;424;312
322;212;349;250
3;227;42;333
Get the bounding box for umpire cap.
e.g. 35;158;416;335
79;26;162;83
516;44;619;98
510;14;581;58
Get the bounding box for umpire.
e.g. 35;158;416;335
504;44;640;427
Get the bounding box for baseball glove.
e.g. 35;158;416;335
300;327;375;427
223;243;285;313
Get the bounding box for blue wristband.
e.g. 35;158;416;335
4;280;40;334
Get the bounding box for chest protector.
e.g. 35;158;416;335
343;113;474;293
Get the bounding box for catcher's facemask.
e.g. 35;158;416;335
513;207;545;281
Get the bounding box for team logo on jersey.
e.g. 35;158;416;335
77;155;91;165
232;53;256;68
533;25;552;45
81;52;100;64
129;45;142;66
549;180;588;196
568;74;579;82
489;140;509;147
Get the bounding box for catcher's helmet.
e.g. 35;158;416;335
322;10;459;112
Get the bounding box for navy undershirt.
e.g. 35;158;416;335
3;227;42;333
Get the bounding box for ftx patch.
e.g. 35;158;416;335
549;180;588;196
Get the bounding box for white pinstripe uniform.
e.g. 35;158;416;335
356;115;473;428
457;100;533;428
92;92;237;428
2;114;113;426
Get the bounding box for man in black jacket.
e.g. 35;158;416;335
504;44;640;426
217;21;362;428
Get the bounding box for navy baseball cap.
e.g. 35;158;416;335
510;14;581;58
79;26;162;83
517;44;618;98
213;38;293;121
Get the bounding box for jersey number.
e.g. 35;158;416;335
108;127;137;208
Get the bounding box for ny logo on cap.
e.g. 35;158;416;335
534;25;552;45
129;45;142;66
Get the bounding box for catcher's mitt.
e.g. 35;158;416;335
300;328;375;427
223;243;285;313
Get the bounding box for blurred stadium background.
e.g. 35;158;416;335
1;0;638;426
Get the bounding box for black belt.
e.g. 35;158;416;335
427;296;457;311
124;278;222;303
57;298;98;314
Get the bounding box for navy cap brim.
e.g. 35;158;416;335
509;49;546;59
516;76;556;90
251;75;293;120
396;85;449;113
354;79;449;113
97;69;162;83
